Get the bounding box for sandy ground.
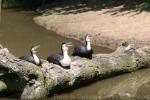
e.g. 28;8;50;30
34;7;150;49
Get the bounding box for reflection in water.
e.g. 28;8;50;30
136;81;150;100
97;68;150;100
49;69;150;100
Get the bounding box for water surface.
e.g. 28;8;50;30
50;68;150;100
0;9;112;59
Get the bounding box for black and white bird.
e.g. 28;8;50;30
47;42;72;69
19;45;41;66
124;44;135;53
72;35;93;59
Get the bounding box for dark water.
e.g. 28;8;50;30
50;68;150;100
1;9;150;100
0;9;112;59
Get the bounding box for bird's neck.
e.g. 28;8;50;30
86;41;91;51
60;49;71;67
32;53;40;65
62;50;69;59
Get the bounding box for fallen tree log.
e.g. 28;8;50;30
0;44;150;99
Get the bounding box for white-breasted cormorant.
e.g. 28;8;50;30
19;45;41;66
124;44;135;53
72;35;93;59
47;42;72;69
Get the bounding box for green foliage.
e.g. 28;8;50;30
2;0;47;8
136;2;150;11
2;0;150;12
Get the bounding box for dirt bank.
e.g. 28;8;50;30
34;6;150;50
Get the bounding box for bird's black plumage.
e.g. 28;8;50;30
47;53;63;66
19;54;36;64
72;35;93;59
72;42;93;59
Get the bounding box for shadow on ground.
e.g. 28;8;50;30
37;0;150;15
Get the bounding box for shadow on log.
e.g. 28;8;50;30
0;44;150;99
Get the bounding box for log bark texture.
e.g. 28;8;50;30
0;44;150;99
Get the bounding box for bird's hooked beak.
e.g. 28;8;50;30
33;45;40;50
85;34;93;42
31;45;40;53
66;42;73;47
85;34;93;39
87;35;93;38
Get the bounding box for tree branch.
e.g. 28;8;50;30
0;44;150;99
